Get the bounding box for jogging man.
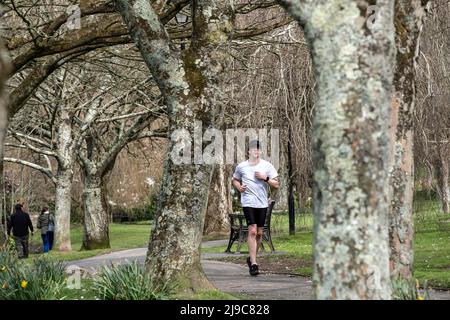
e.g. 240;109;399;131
232;139;279;276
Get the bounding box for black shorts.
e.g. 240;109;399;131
243;207;267;227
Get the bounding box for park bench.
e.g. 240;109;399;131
225;199;276;253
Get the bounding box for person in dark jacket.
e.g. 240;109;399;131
37;207;55;252
7;204;34;258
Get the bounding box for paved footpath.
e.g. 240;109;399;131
67;240;449;300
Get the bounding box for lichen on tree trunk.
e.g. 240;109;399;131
278;0;396;299
82;175;110;250
116;0;233;292
389;0;428;280
147;161;215;291
54;171;73;251
54;105;75;251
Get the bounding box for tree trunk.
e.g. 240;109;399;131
278;0;396;299
435;147;450;214
388;0;428;280
204;165;232;235
273;140;288;211
82;175;110;250
54;169;73;251
0;161;5;245
54;105;75;251
0;39;11;244
115;0;232;292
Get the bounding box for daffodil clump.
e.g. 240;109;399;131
0;249;66;300
92;261;174;300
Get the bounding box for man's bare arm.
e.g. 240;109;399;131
268;177;280;189
232;177;247;193
255;171;280;189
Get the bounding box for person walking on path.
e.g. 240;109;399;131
7;204;34;259
232;139;279;276
37;207;55;253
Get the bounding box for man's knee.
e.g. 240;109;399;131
248;226;257;238
256;229;264;239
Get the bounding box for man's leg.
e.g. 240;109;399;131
14;236;24;258
247;224;258;265
255;207;267;259
256;227;264;254
22;235;29;258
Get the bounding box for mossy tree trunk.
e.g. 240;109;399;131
389;0;428;280
278;0;396;299
116;0;232;292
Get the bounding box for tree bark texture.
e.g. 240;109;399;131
278;0;396;299
434;146;450;214
0;39;11;243
204;165;232;235
273;141;289;211
389;0;428;280
82;174;110;250
54;106;76;251
116;0;232;292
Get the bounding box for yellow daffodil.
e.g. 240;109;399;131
417;296;425;300
21;280;28;289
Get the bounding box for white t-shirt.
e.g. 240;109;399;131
233;159;278;208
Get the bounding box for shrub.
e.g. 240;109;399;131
145;193;159;220
70;205;84;224
112;195;158;223
0;249;66;300
92;260;173;300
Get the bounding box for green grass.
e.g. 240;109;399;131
413;195;450;288
414;230;450;288
270;209;314;233
29;223;151;261
413;196;450;233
